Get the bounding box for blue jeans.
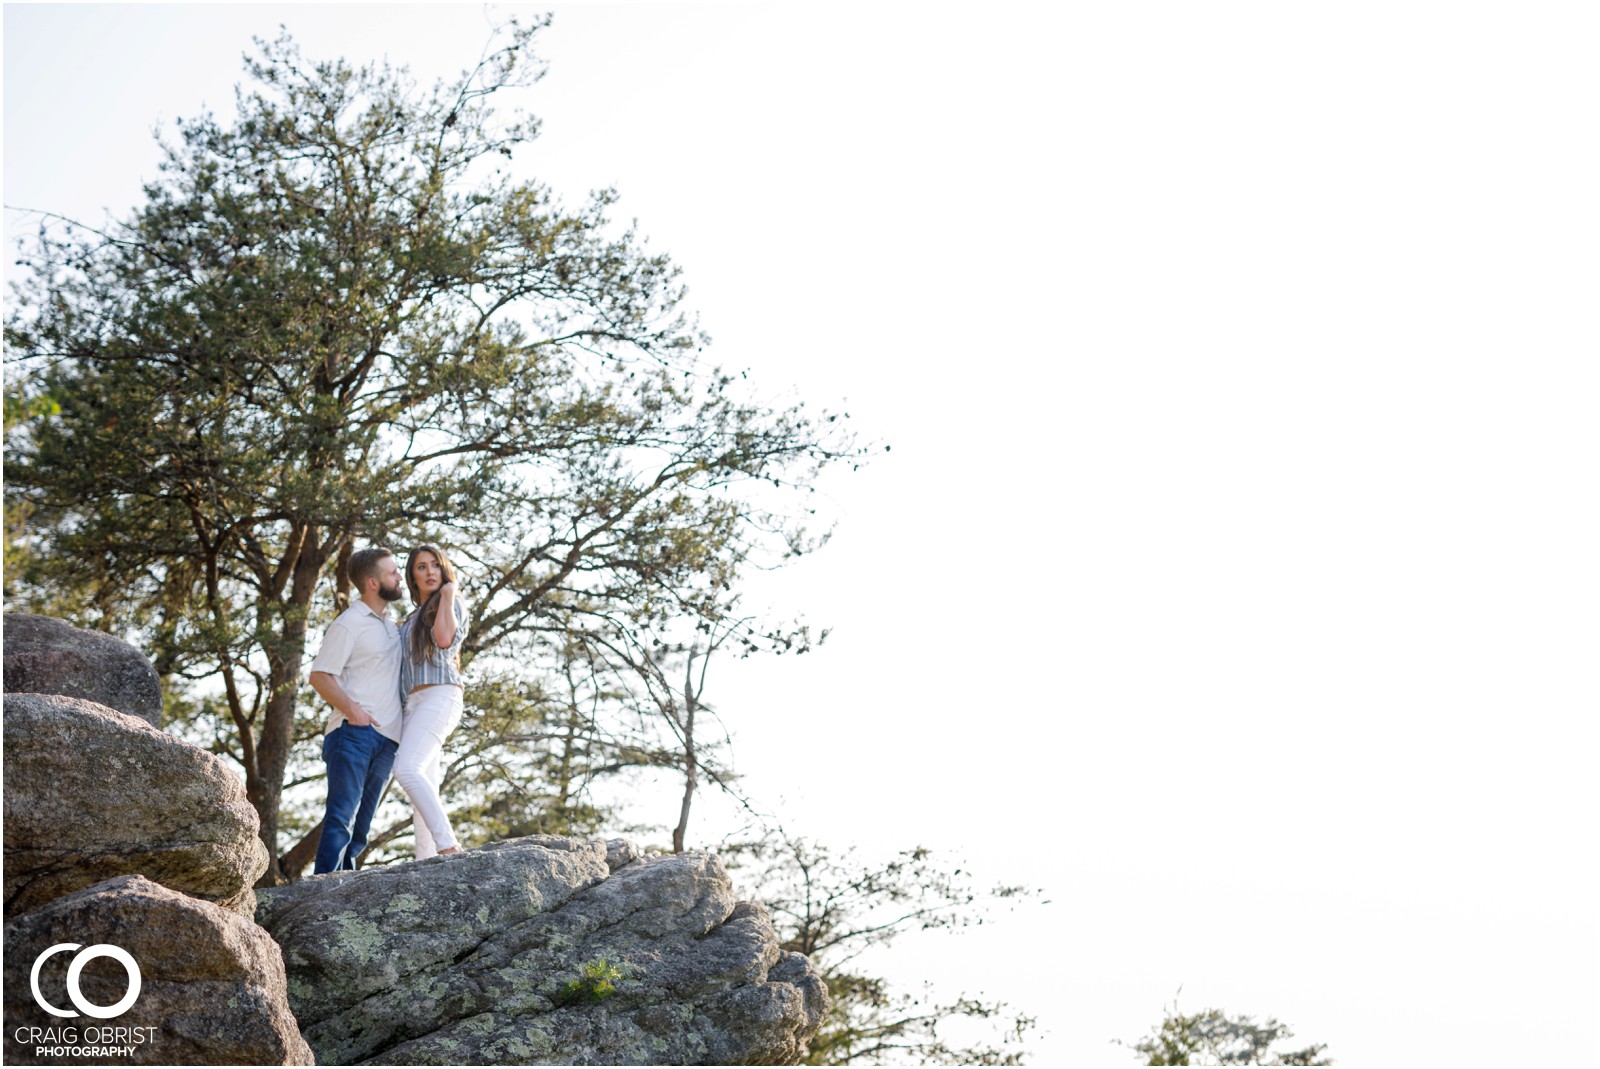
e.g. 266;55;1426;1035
314;723;399;874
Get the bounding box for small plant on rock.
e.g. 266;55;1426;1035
557;958;624;1006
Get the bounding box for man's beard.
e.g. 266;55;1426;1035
380;581;404;602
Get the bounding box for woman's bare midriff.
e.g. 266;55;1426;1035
408;682;462;696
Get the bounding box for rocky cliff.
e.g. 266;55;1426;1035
2;613;826;1065
256;836;827;1065
3;617;310;1066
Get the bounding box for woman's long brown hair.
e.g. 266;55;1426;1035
404;543;460;667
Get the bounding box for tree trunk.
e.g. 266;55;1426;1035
253;527;330;886
253;652;302;886
278;821;323;882
672;654;698;855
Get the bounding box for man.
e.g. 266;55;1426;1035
309;546;405;874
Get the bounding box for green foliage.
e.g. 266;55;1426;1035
556;957;624;1007
3;19;861;880
721;832;1039;1065
1119;997;1332;1065
2;381;64;609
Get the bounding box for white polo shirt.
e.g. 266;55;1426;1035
310;601;404;742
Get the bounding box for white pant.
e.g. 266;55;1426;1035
395;684;463;859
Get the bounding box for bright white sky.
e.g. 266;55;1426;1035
4;3;1597;1065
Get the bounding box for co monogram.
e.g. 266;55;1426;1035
29;943;142;1019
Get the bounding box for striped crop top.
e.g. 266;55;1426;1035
398;595;469;698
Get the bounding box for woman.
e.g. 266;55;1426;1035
395;543;469;859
